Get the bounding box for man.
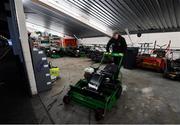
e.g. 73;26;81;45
106;32;127;65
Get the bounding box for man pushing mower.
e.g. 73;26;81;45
63;32;126;120
106;31;127;78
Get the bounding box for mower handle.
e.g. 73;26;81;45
97;52;124;71
104;52;124;57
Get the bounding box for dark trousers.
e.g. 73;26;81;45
113;56;123;80
113;56;123;67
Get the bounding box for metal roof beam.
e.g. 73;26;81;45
154;0;169;28
67;0;112;26
166;0;178;28
120;0;150;30
83;0;127;30
32;0;113;36
100;0;138;31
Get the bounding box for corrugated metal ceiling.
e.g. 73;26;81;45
24;0;180;37
66;0;180;34
23;0;106;38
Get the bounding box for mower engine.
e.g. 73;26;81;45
84;67;95;81
88;74;103;91
84;63;119;92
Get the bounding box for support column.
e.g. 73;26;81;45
13;0;37;95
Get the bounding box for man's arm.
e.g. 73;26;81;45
106;39;112;52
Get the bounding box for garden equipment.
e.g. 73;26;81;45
63;52;124;121
49;62;60;81
164;50;180;80
136;41;171;72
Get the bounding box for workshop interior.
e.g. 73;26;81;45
0;0;180;124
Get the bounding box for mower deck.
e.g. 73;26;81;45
66;79;122;110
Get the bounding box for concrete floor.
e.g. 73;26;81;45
37;57;180;124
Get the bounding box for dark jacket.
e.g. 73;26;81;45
106;36;127;53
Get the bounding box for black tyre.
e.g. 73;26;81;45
63;95;70;104
116;85;122;99
95;109;104;121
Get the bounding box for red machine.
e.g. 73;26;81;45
62;38;77;48
136;41;171;72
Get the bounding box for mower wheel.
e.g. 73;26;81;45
116;85;122;99
63;95;70;104
95;109;104;121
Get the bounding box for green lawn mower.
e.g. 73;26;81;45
63;52;124;120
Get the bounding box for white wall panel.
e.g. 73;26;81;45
79;37;110;45
123;32;180;49
80;32;180;49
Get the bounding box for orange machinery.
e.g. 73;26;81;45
62;38;77;48
136;41;171;72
